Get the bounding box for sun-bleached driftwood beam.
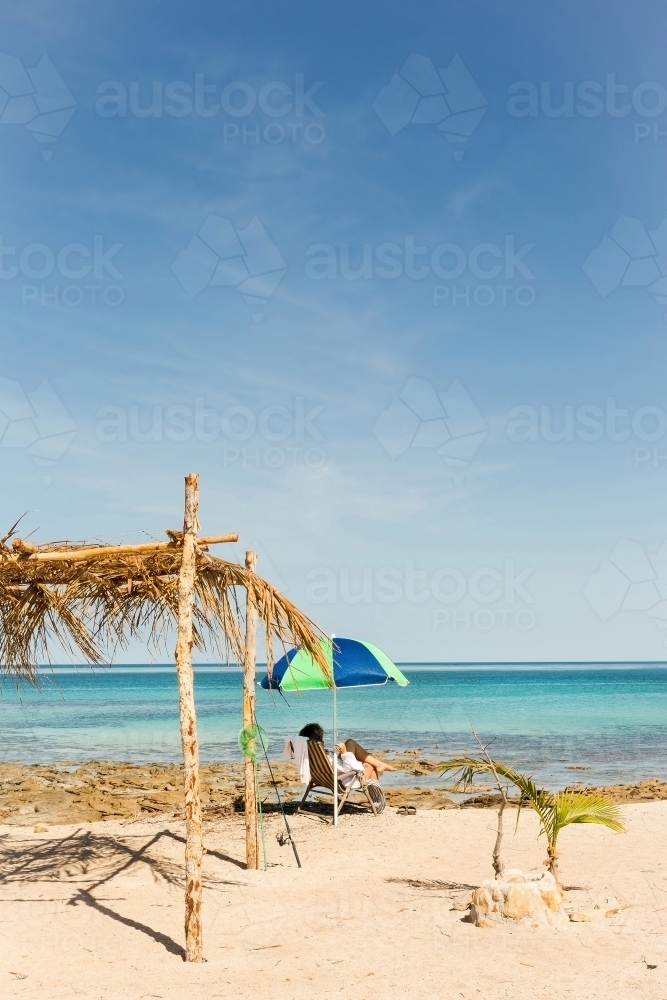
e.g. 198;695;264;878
165;531;238;547
14;534;238;563
196;534;238;545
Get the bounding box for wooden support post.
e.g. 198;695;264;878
243;550;259;870
175;473;204;962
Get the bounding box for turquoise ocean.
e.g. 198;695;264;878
2;664;667;790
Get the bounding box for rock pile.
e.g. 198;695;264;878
469;869;568;928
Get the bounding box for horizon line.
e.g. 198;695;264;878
30;659;667;670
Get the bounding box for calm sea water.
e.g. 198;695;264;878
2;664;667;789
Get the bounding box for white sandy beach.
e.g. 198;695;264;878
1;801;666;1000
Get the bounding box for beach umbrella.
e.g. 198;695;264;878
261;636;408;824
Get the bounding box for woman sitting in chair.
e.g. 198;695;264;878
298;722;397;783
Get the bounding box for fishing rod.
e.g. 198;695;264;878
255;721;302;869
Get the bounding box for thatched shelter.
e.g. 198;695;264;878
0;473;327;961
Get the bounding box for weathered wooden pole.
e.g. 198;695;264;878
175;473;204;962
243;550;259;870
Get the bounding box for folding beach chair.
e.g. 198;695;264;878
295;741;380;818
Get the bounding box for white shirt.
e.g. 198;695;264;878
329;748;364;787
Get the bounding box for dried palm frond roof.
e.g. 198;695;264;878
0;525;328;684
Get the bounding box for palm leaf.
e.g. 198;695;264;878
553;792;624;833
440;755;625;853
439;756;490;791
441;757;544;807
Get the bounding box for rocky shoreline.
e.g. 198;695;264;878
2;754;667;827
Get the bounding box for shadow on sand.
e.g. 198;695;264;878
0;827;244;959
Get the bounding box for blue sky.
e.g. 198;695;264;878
1;0;667;662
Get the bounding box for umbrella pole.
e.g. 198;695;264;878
333;680;338;826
